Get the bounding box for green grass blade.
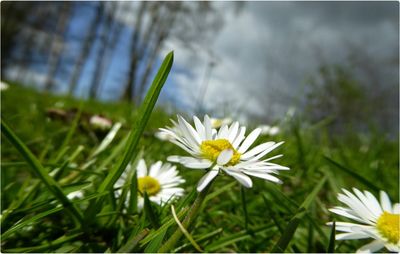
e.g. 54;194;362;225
271;176;327;252
324;156;380;192
171;205;203;252
240;186;249;231
117;228;150;253
327;221;336;253
143;192;160;228
86;51;173;219
91;122;122;158
1;119;84;225
3;232;83;253
2;206;64;240
53;102;83;163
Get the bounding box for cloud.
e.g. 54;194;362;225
163;2;398;121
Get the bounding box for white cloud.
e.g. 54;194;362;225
161;2;398;121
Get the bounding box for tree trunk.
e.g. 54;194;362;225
68;3;103;96
122;2;147;102
44;2;71;91
137;3;181;102
88;3;116;99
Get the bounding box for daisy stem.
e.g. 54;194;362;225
158;181;214;253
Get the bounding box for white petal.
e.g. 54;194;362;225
224;169;253;188
241;141;275;160
356;240;384;253
238;128;261;153
242;171;282;183
217;149;233;165
217;124;229;139
363;190;383;218
137;159;147;177
393;203;400;213
168;156;212;169
379;191;392;212
329;207;367;224
336;232;370;240
250;141;284;161
149;161;162;177
197;169;219;192
353;188;382;219
178;115;201;145
227;122;239;143
204;115;213;140
232;126;246;148
193;116;206;140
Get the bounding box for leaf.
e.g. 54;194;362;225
271;176;327;252
327;221;336;253
1;119;84;225
324;156;380;192
85;51;173;219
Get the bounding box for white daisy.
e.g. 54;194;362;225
258;124;280;136
210;117;232;129
159;115;289;192
328;188;399;253
0;81;9;91
89;115;112;130
115;159;185;209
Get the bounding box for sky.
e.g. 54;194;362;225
160;1;398;121
5;1;399;125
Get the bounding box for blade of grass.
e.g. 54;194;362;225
205;223;274;252
171;205;203;252
327;221;336;253
271;176;327;252
143;192;160;228
52;101;83;163
117;228;150;253
1;119;84;225
240;186;249;231
324;156;380;192
140;206;189;246
85;51;173;220
3;232;83;253
172;228;223;253
91;122;122;158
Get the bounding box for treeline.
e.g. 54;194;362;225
1;2;226;104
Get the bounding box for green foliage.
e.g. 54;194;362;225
1;56;398;252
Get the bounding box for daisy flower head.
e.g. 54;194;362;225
328;188;399;253
210;117;233;129
159;115;289;192
115;159;185;209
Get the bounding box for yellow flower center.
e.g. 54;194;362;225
138;176;161;196
200;139;241;166
376;211;400;244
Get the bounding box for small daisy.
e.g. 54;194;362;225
159;115;289;192
328;188;399;253
90;115;113;130
210;117;232;129
115;159;185;209
258;124;280;136
0;81;9;91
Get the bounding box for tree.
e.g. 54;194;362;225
122;2;224;103
68;2;104;95
44;2;72;91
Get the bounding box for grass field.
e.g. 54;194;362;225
1;55;398;253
